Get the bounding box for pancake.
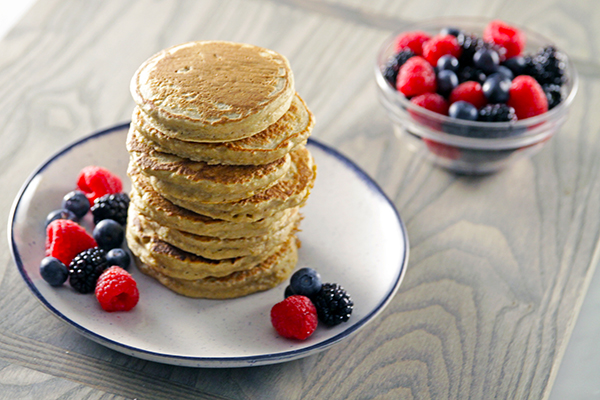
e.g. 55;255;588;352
129;176;300;239
132;93;314;165
129;204;300;259
127;128;291;203
131;41;295;142
133;236;298;299
156;146;316;222
126;214;287;280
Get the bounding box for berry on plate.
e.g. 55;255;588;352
69;247;108;294
507;75;548;119
449;81;487;109
106;248;131;270
93;219;125;250
396;56;437;97
312;283;353;327
77;166;123;203
394;30;431;55
91;192;130;225
45;219;97;266
483;20;525;59
95;266;139;312
61;190;90;218
39;256;69;286
422;34;461;66
289;267;322;298
410;93;449;115
45;209;77;228
271;295;318;340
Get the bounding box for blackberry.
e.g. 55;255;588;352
383;49;415;86
543;84;563;109
457;33;483;65
91;192;130;225
478;104;517;122
533;46;567;86
312;283;353;326
457;66;486;84
68;247;108;294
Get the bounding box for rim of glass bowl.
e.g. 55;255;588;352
375;17;579;150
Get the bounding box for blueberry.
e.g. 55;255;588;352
40;256;69;286
289;267;322;298
440;27;461;37
93;219;124;250
437;55;459;72
496;65;514;80
284;285;295;299
437;69;458;97
503;56;527;76
482;73;512;103
45;209;77;228
449;101;478;121
106;248;131;270
62;190;90;219
473;48;500;74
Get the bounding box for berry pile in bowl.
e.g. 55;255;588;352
375;18;578;174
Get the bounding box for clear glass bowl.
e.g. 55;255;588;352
375;17;578;174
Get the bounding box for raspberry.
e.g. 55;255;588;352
423;139;461;160
45;219;97;266
270;295;318;340
91;192;130;225
483;20;525;59
95;266;139;312
410;93;449;115
449;81;487;109
507;75;548;119
394;31;431;55
77;166;123;203
312;283;353;326
69;247;108;294
422;34;461;66
396;56;436;97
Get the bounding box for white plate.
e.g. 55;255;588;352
8;124;409;367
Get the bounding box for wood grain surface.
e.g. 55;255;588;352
1;0;599;399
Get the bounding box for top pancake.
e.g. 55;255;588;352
131;41;295;142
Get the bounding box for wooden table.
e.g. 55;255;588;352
1;1;599;398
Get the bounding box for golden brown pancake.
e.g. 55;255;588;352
127;128;291;203
155;146;316;222
131;41;295;142
131;93;314;165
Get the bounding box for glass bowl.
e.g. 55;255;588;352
375;17;578;174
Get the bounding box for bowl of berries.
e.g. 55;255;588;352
375;18;578;174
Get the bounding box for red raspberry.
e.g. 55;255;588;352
410;93;449;115
77;166;123;203
483;20;525;59
423;139;461;160
45;219;97;266
507;75;548;119
449;81;487;109
394;31;431;55
422;34;461;66
95;266;139;312
396;56;436;97
270;295;318;340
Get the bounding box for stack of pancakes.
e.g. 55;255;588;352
125;41;316;299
